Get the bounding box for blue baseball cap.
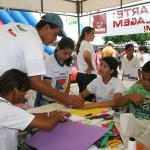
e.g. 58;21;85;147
41;13;67;37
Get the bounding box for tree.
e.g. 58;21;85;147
103;33;150;45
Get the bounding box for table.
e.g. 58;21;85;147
27;103;127;150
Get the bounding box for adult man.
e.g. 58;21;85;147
101;41;116;58
0;13;84;108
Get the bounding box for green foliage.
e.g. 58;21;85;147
103;33;150;46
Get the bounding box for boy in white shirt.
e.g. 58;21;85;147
122;44;141;81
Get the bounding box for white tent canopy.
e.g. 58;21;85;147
0;0;148;16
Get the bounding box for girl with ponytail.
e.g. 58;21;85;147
75;26;97;102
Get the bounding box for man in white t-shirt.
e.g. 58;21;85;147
0;13;84;108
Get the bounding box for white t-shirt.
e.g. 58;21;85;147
0;97;35;150
42;54;72;101
122;56;140;80
77;40;97;74
137;53;150;67
87;76;126;102
0;22;46;76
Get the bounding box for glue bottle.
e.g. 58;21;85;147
128;137;136;150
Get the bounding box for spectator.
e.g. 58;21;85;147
101;41;116;58
136;46;150;68
121;44;141;81
75;26;97;102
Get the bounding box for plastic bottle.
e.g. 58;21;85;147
128;137;136;150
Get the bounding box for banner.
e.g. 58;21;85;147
92;3;150;36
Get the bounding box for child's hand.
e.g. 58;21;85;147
49;110;71;122
59;111;71;122
83;103;95;109
129;93;145;105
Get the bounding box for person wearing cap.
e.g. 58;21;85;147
101;41;116;58
0;13;84;109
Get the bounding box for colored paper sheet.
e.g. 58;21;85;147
71;107;110;117
27;120;109;150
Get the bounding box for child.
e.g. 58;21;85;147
0;69;71;150
122;44;141;81
35;37;74;106
116;61;150;148
79;57;126;109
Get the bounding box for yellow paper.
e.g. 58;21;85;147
71;102;110;117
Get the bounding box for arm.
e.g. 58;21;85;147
83;51;94;74
29;110;71;130
73;55;78;69
116;93;144;107
138;69;141;79
65;77;71;94
79;88;91;99
29;76;84;108
83;93;122;109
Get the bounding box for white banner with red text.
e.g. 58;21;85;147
92;3;150;36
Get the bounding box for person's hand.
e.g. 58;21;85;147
128;93;145;105
62;94;84;109
85;66;94;75
59;111;71;122
83;103;95;109
49;110;71;122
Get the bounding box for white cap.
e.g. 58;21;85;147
106;41;115;46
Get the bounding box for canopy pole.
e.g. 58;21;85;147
120;0;123;8
76;0;80;37
41;0;44;13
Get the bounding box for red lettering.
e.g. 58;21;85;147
137;17;145;25
117;10;123;18
124;8;131;17
113;20;122;28
144;25;150;32
124;19;130;26
113;17;146;28
131;18;137;26
141;6;149;14
132;7;139;16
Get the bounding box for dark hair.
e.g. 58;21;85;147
102;57;118;77
55;37;75;66
0;69;30;96
125;44;134;50
142;61;150;73
76;26;94;54
36;20;58;30
139;46;148;53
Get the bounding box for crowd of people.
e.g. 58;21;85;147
0;12;150;150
